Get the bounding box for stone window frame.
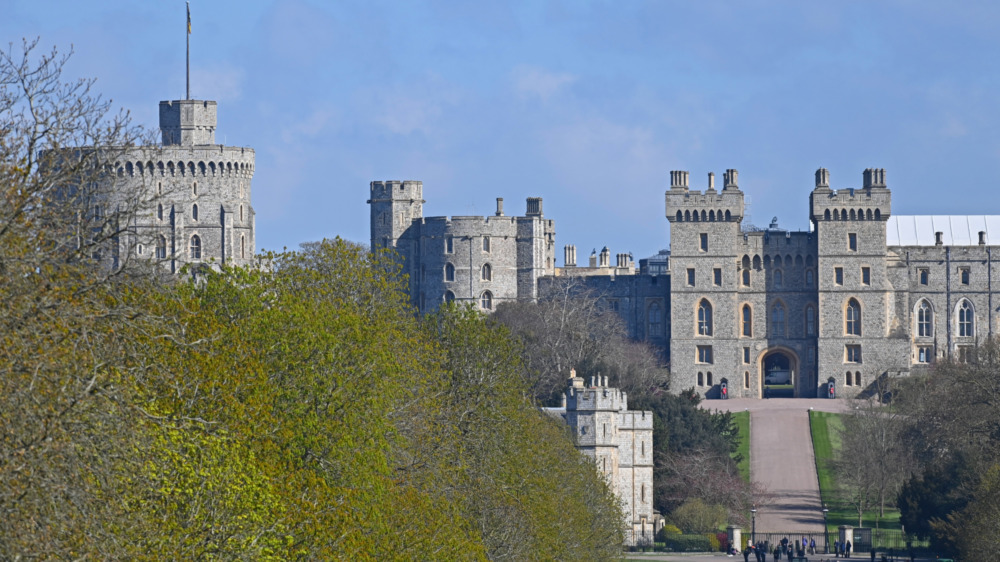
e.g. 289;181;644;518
697;372;704;386
769;299;787;338
696;345;713;364
740;303;753;337
699;233;708;252
444;263;455;282
848;232;858;251
862;266;871;286
845;344;862;364
916;345;933;364
647;301;663;338
156;235;167;260
696;298;713;337
744;371;750;389
805;268;815;287
482;236;491;253
481;263;492;281
480;291;493;310
834;266;844;286
189;234;201;261
845;298;862;336
959;266;971;285
742;268;751;287
743;347;751;364
686;268;695;287
805;304;817;336
958;345;974;364
445;235;454;254
957;299;975;338
443;290;455;303
157;203;164;221
713;267;722;286
192;203;199;221
918;268;929;286
915;299;934;338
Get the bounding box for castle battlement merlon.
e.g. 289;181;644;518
666;169;745;223
810;168;891;222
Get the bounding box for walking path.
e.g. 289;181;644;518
702;398;850;533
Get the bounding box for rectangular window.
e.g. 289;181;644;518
483;236;491;253
742;269;750;287
848;233;858;251
862;267;871;285
835;267;844;285
713;268;722;286
919;268;928;285
917;346;933;364
960;267;970;285
700;233;708;252
687;268;695;286
697;345;713;364
743;347;750;364
958;345;974;364
446;236;454;253
846;344;862;363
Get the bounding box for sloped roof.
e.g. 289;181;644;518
887;215;1000;246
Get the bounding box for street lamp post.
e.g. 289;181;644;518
750;507;757;545
822;507;829;554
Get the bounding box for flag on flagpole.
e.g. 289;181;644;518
187;3;191;34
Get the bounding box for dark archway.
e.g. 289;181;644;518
759;348;799;398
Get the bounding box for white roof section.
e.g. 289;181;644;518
887;215;1000;246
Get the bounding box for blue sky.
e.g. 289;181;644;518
6;1;1000;260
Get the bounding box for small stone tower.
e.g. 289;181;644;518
368;180;424;252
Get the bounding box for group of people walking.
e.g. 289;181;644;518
832;539;853;557
741;536;817;562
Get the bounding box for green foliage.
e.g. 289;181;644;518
669;499;727;534
731;411;751;482
661;534;712;552
706;532;721;552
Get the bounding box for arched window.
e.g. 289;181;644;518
959;300;975;337
774;269;783;288
156;235;167;259
806;305;816;336
483;236;491;252
917;300;933;337
444;291;455;303
824;209;831;221
192;181;198;196
846;298;862;336
444;263;455;282
157;203;163;220
189;235;201;260
697;299;713;336
648;302;662;337
771;302;786;336
480;291;493;310
676;210;683;221
240;235;246;259
697;372;704;386
192;204;199;221
806;269;814;287
742;304;752;337
481;263;492;281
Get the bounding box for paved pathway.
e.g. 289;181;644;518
701;398;850;534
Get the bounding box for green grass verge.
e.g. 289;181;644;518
809;410;904;531
731;410;750;482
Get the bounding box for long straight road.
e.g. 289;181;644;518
704;398;849;533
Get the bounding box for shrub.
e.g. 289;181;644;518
707;533;721;552
662;534;712;552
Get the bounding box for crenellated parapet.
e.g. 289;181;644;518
665;169;745;223
810;168;891;223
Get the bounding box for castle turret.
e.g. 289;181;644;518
368;180;424;251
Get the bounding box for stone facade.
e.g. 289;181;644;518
368;183;555;312
546;371;660;546
95;98;255;272
372;168;1000;400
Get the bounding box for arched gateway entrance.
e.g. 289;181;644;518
759;348;800;398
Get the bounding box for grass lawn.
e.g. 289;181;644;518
809;410;903;531
732;410;750;482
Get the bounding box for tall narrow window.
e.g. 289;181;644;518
713;268;722;286
697;345;713;364
774;269;783;288
700;233;708;252
848;233;858;251
771;303;786;337
743;347;751;364
862;267;871;285
240;235;245;259
919;268;929;285
959;300;974;337
806;269;814;287
835;267;844;285
698;372;704;386
846;344;862;363
156;235;167;259
917;300;933;337
697;299;713;336
483;236;491;252
687;268;695;286
446;236;454;253
189;235;201;260
480;291;493;310
742;269;751;286
960;268;970;285
481;263;492;281
445;263;455;282
846;298;862;336
806;306;816;336
742;304;752;337
157;203;163;220
192;203;199;221
744;371;750;389
648;303;662;337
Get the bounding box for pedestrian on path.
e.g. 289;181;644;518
846;540;852;557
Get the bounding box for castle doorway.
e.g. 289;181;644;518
760;348;799;398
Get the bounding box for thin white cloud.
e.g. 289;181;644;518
511;65;576;101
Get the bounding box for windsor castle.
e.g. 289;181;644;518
370;168;1000;401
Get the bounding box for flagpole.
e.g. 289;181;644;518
186;2;190;100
